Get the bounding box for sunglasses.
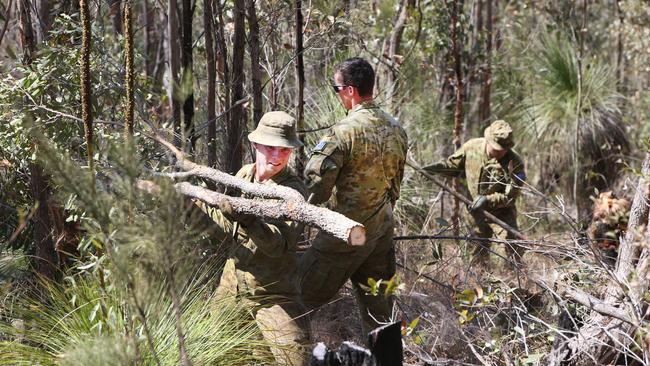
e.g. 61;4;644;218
331;84;357;93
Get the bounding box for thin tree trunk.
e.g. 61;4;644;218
386;0;409;111
246;0;262;126
478;0;492;126
142;0;154;77
294;0;305;175
214;0;230;114
227;0;246;174
615;0;625;91
0;0;13;48
204;0;217;167
36;0;52;41
181;0;195;151
167;0;181;147
80;0;94;183
108;0;123;35
18;0;36;65
124;0;135;136
449;0;464;237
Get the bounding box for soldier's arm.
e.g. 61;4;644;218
485;156;526;209
304;129;347;204
422;146;465;178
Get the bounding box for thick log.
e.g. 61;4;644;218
137;180;366;246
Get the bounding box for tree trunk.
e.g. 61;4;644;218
227;0;246;174
214;0;230;113
246;0;262;126
181;0;195;152
80;0;94;182
204;0;217;167
124;0;135;136
29;163;58;280
36;0;53;41
293;0;306;175
141;0;154;78
449;0;464;237
108;0;123;35
167;0;181;147
615;0;625;91
18;0;36;65
386;0;409;111
477;0;492;126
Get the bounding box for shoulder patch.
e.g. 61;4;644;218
313;141;329;152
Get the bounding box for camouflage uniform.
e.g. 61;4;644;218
298;101;408;336
196;111;309;366
423;120;526;263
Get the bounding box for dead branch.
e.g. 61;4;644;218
137;180;366;246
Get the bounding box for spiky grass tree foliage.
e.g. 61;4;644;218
521;35;629;218
0;141;276;365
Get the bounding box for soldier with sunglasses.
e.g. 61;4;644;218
297;57;408;337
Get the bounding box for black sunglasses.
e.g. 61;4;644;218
331;83;357;93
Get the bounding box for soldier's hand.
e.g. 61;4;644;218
217;198;257;227
468;195;488;213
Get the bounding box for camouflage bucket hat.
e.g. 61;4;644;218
484;120;514;150
248;111;303;148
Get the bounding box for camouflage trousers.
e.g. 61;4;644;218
217;259;310;366
469;207;523;267
296;203;396;337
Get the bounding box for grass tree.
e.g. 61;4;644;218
521;34;629;222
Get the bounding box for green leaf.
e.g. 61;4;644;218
435;217;450;227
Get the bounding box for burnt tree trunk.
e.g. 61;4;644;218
385;0;409;111
246;0;262;126
181;0;195;151
293;0;305;175
204;0;217;167
227;0;246;174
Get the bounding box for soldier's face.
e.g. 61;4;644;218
253;143;293;181
333;72;353;110
486;143;508;160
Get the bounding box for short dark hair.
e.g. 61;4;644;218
334;57;375;97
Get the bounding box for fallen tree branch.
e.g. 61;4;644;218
137;180;366;246
556;284;638;326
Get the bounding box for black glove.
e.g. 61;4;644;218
468;195;488;213
218;199;257;227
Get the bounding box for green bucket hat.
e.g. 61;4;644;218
248;111;303;148
484;120;515;150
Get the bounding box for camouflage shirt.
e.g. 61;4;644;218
423;138;526;210
304;101;408;224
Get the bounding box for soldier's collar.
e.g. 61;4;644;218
351;100;378;112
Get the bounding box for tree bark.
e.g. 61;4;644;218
477;0;492;126
449;0;464;238
167;0;181;147
246;0;262;126
181;0;195;152
227;0;246;174
18;0;36;65
107;0;123;35
293;0;306;176
80;0;95;184
36;0;52;41
124;0;135;136
141;0;154;78
138;180;366;246
386;0;409;111
204;0;217;167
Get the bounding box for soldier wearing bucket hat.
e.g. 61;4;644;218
194;111;310;365
423;119;526;267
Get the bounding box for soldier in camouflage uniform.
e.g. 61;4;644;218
423;120;526;265
297;57;408;336
195;111;309;366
